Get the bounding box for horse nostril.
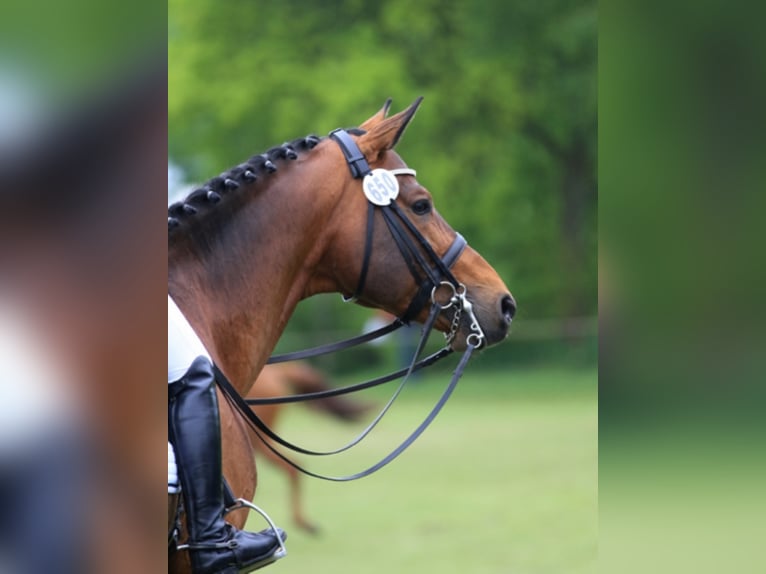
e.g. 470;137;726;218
500;295;516;324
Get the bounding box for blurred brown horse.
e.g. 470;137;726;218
0;64;167;574
247;363;372;534
168;98;515;573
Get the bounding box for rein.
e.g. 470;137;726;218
216;343;477;482
215;128;485;481
266;316;404;365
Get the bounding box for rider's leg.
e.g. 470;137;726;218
169;356;285;574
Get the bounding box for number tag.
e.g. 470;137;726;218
362;169;400;206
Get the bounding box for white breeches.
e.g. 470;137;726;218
168;294;211;492
167;294;211;384
168;441;179;494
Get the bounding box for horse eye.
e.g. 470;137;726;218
412;199;432;215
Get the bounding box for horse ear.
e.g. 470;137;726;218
360;98;393;131
358;96;424;160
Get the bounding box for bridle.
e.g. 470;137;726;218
328;127;486;347
214;128;486;481
264;127;484;357
330;130;462;315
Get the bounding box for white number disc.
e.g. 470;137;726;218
363;169;400;206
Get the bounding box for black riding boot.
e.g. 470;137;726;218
169;356;286;574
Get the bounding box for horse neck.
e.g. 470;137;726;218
169;147;346;391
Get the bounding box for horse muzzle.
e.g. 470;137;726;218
446;292;515;351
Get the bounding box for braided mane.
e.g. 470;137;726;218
168;135;320;232
168;128;365;234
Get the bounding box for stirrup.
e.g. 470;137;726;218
223;499;288;562
176;500;287;563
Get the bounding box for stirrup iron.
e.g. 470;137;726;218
223;499;288;561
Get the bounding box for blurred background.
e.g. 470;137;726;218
170;1;596;573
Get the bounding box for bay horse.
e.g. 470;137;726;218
246;363;372;534
168;98;516;572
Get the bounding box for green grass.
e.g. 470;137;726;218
247;366;597;574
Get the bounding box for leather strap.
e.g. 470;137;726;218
225;304;439;458
250;347;452;405
267;317;403;364
329;129;371;178
342;202;376;303
216;340;476;482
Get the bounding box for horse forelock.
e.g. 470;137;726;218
168;128;367;236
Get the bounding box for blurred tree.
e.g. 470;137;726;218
169;0;596;325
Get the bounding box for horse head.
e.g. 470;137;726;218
312;98;516;350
